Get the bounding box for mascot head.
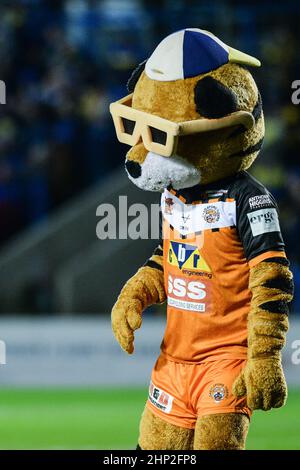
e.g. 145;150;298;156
110;28;264;191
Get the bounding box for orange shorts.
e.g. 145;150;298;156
147;355;251;429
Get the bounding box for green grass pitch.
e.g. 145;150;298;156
0;388;299;449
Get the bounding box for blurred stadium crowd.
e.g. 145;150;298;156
0;0;300;310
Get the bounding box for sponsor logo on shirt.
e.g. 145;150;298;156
167;274;207;312
168;242;211;272
167;296;206;312
148;382;174;413
248;194;272;210
164;197;174;215
182;269;212;279
247;208;280;237
180;212;191;231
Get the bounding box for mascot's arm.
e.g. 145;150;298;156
111;244;166;354
233;256;294;410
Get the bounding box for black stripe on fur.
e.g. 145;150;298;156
252;92;262;122
260;300;290;315
154;247;163;256
263;257;290;267
229;93;262;139
231;137;264;158
229;124;247;139
229;92;262;138
144;259;163;271
263;276;294;295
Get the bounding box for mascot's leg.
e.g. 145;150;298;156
194;413;249;450
138;407;194;450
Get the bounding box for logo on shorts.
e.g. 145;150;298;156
209;383;228;403
148;381;174;413
203;205;220;224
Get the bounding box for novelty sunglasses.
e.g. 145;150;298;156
110;93;255;157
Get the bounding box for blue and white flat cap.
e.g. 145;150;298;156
145;28;261;82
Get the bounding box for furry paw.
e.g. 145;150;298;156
232;357;287;411
111;298;142;354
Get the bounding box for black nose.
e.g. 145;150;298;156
125;160;142;178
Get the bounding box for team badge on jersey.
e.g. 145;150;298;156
203;205;220;223
168;242;211;271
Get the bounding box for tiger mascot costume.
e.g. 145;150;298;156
110;28;294;450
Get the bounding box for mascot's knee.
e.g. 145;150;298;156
194;413;249;450
139;407;193;450
138;407;167;450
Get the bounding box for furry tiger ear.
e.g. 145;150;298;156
127;60;147;93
